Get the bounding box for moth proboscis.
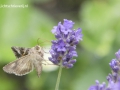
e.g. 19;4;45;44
3;45;45;77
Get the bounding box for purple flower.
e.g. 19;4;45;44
109;59;119;73
49;19;83;68
63;19;74;29
115;49;120;61
88;80;106;90
88;49;120;90
75;28;83;41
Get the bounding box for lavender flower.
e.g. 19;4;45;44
109;59;119;73
88;49;120;90
115;49;120;61
49;19;83;68
89;80;106;90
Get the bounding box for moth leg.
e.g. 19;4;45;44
41;63;47;65
42;60;52;64
42;60;59;66
33;62;42;78
42;47;50;54
44;51;49;54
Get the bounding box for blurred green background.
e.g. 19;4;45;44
0;0;120;90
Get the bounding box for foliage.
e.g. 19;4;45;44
0;0;120;90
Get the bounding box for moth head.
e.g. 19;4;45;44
35;45;44;52
35;45;41;50
34;45;44;57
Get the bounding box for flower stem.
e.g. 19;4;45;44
55;62;63;90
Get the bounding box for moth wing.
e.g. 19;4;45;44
11;46;30;58
3;55;34;76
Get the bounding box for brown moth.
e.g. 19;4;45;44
3;45;44;77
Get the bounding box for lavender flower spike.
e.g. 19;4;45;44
49;19;83;68
88;49;120;90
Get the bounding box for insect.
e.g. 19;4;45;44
3;45;44;77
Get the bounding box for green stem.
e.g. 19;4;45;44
55;62;63;90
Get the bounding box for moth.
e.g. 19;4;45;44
3;45;44;77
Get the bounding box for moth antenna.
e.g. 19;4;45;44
37;38;51;46
37;38;40;45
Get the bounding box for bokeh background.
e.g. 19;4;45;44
0;0;120;90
